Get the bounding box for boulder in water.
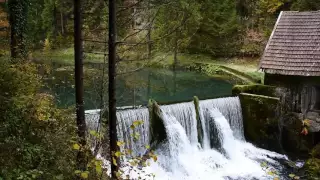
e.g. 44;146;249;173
148;99;167;149
193;96;204;147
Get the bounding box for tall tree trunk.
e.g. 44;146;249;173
147;27;152;59
60;12;64;35
108;0;119;177
147;72;151;99
147;1;152;59
173;31;178;72
173;69;177;94
173;48;178;71
173;32;178;93
53;4;57;38
133;86;136;108
74;0;87;171
8;0;28;60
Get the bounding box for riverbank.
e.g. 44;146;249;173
150;53;262;84
32;49;263;84
32;48;104;65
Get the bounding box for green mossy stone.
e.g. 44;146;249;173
232;84;277;96
193;96;203;147
148;99;167;149
239;93;281;152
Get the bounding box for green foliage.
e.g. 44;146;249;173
189;0;241;56
291;0;320;11
305;144;320;179
153;0;201;55
8;0;320;58
27;0;106;50
40;0;73;49
112;120;157;179
306;158;320;179
27;0;45;49
235;0;320;58
84;119;157;179
8;0;29;58
0;59;77;179
19;0;320;58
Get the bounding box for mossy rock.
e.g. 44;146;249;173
232;84;277;97
148;99;167;149
193;96;203;147
305;158;320;179
239;93;282;152
240;92;314;156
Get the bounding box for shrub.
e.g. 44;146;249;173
0;59;77;179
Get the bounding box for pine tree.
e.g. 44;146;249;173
189;0;241;57
153;0;201;64
8;0;29;59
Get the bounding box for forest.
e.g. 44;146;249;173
1;0;320;58
1;0;320;179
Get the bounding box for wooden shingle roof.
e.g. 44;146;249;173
259;11;320;76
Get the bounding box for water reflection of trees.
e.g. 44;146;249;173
47;66;233;109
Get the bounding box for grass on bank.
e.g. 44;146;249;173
31;48;264;83
32;48;105;65
151;52;263;83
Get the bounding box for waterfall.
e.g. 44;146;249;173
139;100;287;180
199;97;244;149
85;109;101;131
116;108;150;156
160;102;198;145
209;108;286;165
86;97;288;180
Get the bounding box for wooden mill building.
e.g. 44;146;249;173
259;11;320;117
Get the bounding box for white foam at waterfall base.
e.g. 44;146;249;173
89;97;288;179
132;108;287;180
208;108;287;179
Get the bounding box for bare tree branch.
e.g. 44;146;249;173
117;0;145;15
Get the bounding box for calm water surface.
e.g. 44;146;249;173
46;68;234;109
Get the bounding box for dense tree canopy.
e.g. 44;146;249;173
3;0;319;57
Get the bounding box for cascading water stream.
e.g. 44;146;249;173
85;109;101;132
86;97;289;179
116;108;150;156
200;97;244;142
145;98;287;180
160;102;198;146
209;108;287;179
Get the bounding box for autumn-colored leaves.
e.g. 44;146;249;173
301;119;311;136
